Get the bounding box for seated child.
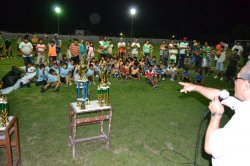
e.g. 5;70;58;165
60;63;70;85
41;69;61;92
145;65;158;88
85;64;95;84
168;63;177;81
155;64;162;81
110;60;120;78
129;64;140;80
119;64;127;80
19;62;36;87
36;64;47;86
181;67;191;82
195;71;204;85
52;63;59;74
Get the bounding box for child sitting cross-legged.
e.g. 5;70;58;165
195;70;204;85
36;64;47;86
181;67;191;82
145;64;158;89
60;62;70;85
129;64;140;80
41;69;61;93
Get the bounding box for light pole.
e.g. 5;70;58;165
55;7;61;34
130;8;136;38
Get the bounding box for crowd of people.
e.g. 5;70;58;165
1;32;250;91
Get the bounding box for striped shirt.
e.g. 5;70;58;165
70;43;80;57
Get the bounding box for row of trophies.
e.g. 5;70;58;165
76;59;110;109
0;92;9;127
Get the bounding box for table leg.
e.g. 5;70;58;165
72;114;77;157
14;120;21;166
5;129;13;166
106;109;112;149
100;110;104;136
69;106;73;140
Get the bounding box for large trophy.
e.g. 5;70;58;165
97;62;110;106
76;59;90;109
0;92;8;127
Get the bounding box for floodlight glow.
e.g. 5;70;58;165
172;35;175;38
130;8;136;15
120;32;123;36
55;7;61;14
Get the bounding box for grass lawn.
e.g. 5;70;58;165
0;41;235;166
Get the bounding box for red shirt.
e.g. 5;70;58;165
145;69;156;78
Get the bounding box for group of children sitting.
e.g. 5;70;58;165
18;53;204;92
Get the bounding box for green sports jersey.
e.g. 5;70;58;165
101;41;110;54
0;38;4;48
202;46;210;59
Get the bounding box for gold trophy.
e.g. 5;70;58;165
77;58;88;81
0;92;8;127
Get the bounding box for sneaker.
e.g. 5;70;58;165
40;88;46;93
53;88;59;92
20;82;24;88
220;77;223;81
69;82;72;86
170;78;174;81
93;82;96;85
162;78;165;81
213;75;218;79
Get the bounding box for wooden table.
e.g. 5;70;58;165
0;116;21;166
68;100;112;157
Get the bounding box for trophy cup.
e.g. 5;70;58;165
76;59;89;109
0;92;9;127
98;63;110;106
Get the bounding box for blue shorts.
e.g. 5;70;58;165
216;62;224;72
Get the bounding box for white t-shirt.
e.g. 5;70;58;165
118;42;126;48
232;45;243;56
179;42;189;54
210;99;250;166
131;42;140;55
218;51;226;63
19;42;33;57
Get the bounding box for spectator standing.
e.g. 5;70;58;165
232;42;243;56
0;33;4;59
178;37;189;68
214;46;226;81
54;34;63;61
118;38;126;59
243;42;250;65
19;35;33;66
131;38;140;59
36;38;47;65
70;38;80;64
99;36;110;60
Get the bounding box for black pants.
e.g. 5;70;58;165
36;80;47;86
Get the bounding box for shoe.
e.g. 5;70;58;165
93;82;96;85
213;75;218;79
20;82;24;88
53;88;59;92
40;88;46;93
27;83;31;88
170;78;174;81
220;77;223;81
162;78;165;81
69;83;72;86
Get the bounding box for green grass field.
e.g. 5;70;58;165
0;42;235;166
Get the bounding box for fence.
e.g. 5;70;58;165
0;31;180;44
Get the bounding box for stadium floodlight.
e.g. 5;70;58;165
130;8;136;38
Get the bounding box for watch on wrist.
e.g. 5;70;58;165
211;112;223;118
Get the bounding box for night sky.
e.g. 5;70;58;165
1;0;250;41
